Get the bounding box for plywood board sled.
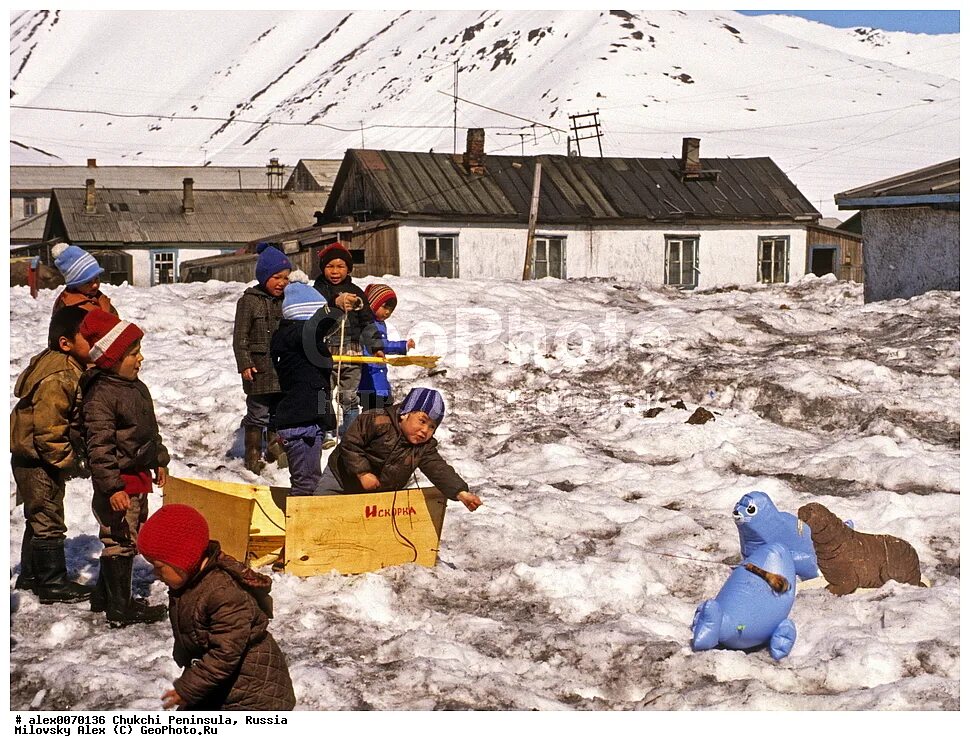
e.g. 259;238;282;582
163;476;446;576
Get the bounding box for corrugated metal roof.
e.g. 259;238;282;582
835;159;959;203
11;211;47;242
11;165;289;192
323;149;820;223
48;189;328;246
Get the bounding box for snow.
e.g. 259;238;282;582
7;274;960;717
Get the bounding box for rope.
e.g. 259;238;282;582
332;312;348;445
389;448;419;563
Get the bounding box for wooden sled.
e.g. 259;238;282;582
162;476;447;576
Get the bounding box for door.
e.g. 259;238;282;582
809;245;838;277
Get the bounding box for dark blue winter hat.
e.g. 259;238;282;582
281;271;327;320
51;242;104;287
255;243;292;287
400;387;446;425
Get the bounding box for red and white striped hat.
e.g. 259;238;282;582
79;309;144;370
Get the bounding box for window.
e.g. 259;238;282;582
758;236;790;283
420;234;458;278
151;250;177;285
533;236;566;279
665;236;699;288
23;197;37;218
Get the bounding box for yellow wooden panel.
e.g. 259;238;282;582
284;488;448;576
162;476;256;561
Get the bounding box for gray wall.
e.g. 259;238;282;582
862;205;959;303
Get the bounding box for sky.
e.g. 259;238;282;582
736;10;959;34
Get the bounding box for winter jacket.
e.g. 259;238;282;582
168;542;296;711
328;404;469;499
232;285;284;396
269;317;338;431
312;275;381;352
81;370;170;497
358;319;408;400
10;350;85;470
52;288;117;316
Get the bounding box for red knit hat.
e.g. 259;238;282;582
138;504;210;575
317;242;354;273
79;309;144;370
364;283;396;314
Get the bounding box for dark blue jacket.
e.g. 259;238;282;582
358;320;408;399
312;275;379;351
269;317;338;431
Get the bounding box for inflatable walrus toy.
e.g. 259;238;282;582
796;502;923;595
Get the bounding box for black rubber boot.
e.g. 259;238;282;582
31;539;92;604
14;528;36;592
90;570;106;613
265;430;288;468
101;557;167;628
244;426;266;474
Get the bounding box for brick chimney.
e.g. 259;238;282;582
182;177;195;214
84;179;96;214
463;128;486;175
681;137;701;179
87;158;97;168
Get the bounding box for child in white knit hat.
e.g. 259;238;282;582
51;242;118;317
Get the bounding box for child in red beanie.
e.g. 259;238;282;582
138;504;296;711
80;309;169;627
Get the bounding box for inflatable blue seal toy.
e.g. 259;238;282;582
734;491;819;581
691;542;797;661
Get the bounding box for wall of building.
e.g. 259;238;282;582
126;247;228;287
10;195;51;220
395;222;810;287
861;206;960;302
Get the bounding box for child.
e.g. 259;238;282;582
357;283;415;412
315;387;482;512
10;306;93;603
51;242;118;316
80;309;169;627
270;272;340;495
232;243;292;473
137;504;296;711
312;242;382;437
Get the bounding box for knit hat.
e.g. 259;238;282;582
51;242;104;288
254;243;292;287
400;387;446;425
281;270;328;320
365;283;396;314
138;504;210;576
79;309;144;370
318;242;353;273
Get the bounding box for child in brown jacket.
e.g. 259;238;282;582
138;504;296;711
51;243;118;316
315;387;482;511
10;306;93;603
80;309;169;627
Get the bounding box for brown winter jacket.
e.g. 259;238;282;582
52;288;118;316
168;543;296;711
232;285;283;396
81;370;170;497
328;404;469;499
10;350;85;470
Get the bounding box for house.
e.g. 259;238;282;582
312;130;864;288
835;159;959;302
40;179;328;286
10;159;292;250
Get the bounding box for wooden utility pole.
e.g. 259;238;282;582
522;162;542;280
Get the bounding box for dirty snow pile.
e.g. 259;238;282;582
7;274;960;711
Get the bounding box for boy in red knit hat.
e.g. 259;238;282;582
138;504;296;711
79;309;169;627
357;283;415;412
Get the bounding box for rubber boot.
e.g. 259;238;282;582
90;570;106;613
31;538;92;604
265;430;288;468
244;426;265;474
14;527;36;592
101;557;167;628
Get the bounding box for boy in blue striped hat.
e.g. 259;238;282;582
51;242;118;316
269;272;341;495
315;386;482;511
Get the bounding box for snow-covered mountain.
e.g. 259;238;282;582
9;10;959;218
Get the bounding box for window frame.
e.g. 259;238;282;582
150;249;178;286
664;234;700;289
532;234;566;279
758;235;790;284
419;233;459;278
23;197;38;218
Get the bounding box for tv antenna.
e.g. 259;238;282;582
567;111;604;157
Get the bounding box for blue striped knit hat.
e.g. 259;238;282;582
281;271;328;320
400;387;446;425
52;242;104;288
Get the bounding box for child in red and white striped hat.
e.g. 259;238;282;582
358;283;415;412
79;309;170;627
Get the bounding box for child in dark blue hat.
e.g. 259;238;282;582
232;244;292;474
